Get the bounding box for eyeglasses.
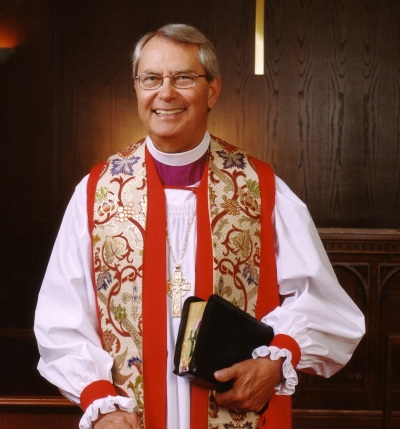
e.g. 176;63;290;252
135;71;209;90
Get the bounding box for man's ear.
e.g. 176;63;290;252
133;79;139;95
207;77;222;110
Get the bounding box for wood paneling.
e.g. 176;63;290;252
0;398;81;429
39;0;400;228
292;229;400;428
0;0;54;329
1;0;400;428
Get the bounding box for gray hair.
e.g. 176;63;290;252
132;23;220;81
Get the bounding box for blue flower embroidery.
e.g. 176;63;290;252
216;150;246;169
243;265;259;286
128;356;142;369
111;156;140;175
132;283;139;302
96;270;113;291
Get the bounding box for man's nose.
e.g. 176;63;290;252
158;77;177;98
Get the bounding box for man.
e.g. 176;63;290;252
34;24;365;429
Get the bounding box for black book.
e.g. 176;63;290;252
173;294;274;392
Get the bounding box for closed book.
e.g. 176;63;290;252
173;294;274;392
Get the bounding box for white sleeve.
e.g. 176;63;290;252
263;176;365;378
34;176;136;414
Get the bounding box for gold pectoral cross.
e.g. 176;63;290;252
167;265;191;317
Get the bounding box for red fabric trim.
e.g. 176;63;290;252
193;162;213;300
87;162;109;347
80;380;118;412
87;162;107;280
260;395;292;429
87;163;105;237
251;158;278;318
142;149;167;428
270;334;301;369
190;163;212;429
252;158;293;428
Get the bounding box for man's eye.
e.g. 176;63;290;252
143;75;160;82
175;74;192;81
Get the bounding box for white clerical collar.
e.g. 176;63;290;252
145;132;210;166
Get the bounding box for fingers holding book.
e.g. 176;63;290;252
213;357;283;414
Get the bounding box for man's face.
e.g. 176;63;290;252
134;36;221;153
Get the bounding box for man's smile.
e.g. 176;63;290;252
154;108;185;116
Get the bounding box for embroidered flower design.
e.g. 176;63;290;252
216;150;246;169
104;236;124;264
127;356;142;369
132;282;141;304
243;264;259;286
113;304;127;322
119;142;141;157
231;230;251;258
116;202;135;222
111;156;140;176
96;267;113;291
221;195;240;215
226;414;252;426
128;375;144;410
97;199;116;216
245;179;260;198
103;329;118;353
95;187;116;216
95;186;109;202
208;395;220;419
112;348;134;387
240;193;259;213
209;187;217;209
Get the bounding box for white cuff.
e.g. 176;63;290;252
252;345;298;395
79;395;138;429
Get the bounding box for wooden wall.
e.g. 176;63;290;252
0;0;399;428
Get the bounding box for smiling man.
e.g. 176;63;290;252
34;24;365;429
134;36;220;153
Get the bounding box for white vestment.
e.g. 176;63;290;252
34;133;365;429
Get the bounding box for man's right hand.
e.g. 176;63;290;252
93;410;143;429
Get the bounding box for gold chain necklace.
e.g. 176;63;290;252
166;209;197;317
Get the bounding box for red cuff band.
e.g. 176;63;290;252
80;380;118;412
270;334;301;368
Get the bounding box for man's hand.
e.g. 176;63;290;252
213;357;283;413
93;410;143;429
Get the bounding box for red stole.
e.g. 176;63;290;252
142;150;167;428
88;146;291;428
142;152;290;428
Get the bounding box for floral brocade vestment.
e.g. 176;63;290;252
87;136;291;429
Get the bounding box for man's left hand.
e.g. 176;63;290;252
213;357;283;413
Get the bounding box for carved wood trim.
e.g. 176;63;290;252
0;396;77;408
318;229;400;254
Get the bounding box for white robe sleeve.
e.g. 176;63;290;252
263;176;365;378
34;176;136;408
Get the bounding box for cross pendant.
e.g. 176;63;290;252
167;265;191;317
